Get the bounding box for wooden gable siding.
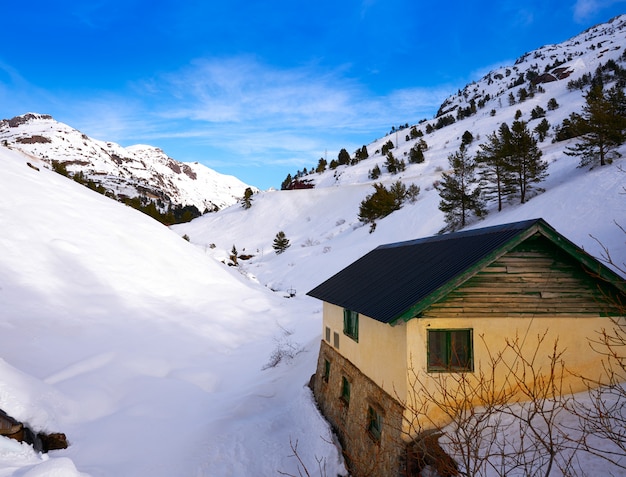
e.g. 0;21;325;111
421;235;621;319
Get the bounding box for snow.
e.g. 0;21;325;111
1;16;625;476
0;148;344;476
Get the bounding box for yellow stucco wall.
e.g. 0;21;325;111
322;300;621;433
404;314;619;430
323;302;408;399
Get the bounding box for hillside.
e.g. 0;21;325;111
174;14;626;296
0;14;625;477
0;113;253;215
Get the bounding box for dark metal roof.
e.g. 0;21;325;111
307;218;550;324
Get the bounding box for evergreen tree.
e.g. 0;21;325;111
547;98;559;110
530;105;546;120
338;148;351;166
461;130;474;148
355;145;369;161
358;180;417;232
229;245;238;266
476;124;516;212
507;120;548;203
565;84;626;167
409;143;425;164
534;118;550;142
368;164;381;180
436;146;485;232
508;92;516;106
384;152;399;174
381;140;394;154
281;174;292;190
272;231;291;254
315;157;327;173
241;187;254;209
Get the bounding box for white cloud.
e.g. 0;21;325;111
573;0;626;23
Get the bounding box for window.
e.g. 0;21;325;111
343;309;359;342
367;406;383;441
323;359;330;383
333;331;340;349
325;326;331;342
427;329;473;372
341;376;351;404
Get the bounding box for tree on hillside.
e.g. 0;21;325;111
355;145;369;161
241;187;254;209
272;231;291;254
368;164;381;180
507;120;548;204
476;124;516;212
461;130;474;148
358;180;419;233
409;143;425;164
436;146;485;233
281;174;293;190
384;152;405;175
338;148;351;166
315;157;327;173
565;84;626;167
534;118;550;142
229;245;239;266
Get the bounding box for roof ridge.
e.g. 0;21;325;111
377;218;544;250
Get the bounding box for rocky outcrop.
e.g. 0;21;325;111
0;409;68;453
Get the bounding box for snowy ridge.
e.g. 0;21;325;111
0;113;253;213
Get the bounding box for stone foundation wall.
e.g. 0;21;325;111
312;340;407;477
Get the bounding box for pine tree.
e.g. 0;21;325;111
272;231;291;254
338;148;351;166
384;152;397;174
315;157;327;173
281;174;292;190
565;84;626;167
476;124;516;212
534;118;550;142
409;143;425;164
241;187;254;209
230;245;239;266
436;146;485;232
507;120;548;204
368;164;381;180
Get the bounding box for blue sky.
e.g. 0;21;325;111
1;1;625;189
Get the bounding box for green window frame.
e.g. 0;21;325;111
341;376;351;404
367;406;383;441
323;359;330;383
343;309;359;342
427;329;473;372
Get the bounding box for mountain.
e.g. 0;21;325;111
175;14;626;293
0;14;625;477
0;113;253;214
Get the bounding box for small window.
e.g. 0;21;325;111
343;309;359;342
323;359;330;383
333;331;340;349
367;406;383;441
325;326;331;342
341;376;351;404
427;329;473;372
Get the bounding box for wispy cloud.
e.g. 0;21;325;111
573;0;626;23
1;55;449;182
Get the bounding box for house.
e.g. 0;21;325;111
307;218;626;477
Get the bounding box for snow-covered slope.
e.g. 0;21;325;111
175;14;626;295
0;146;343;476
0;113;253;213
